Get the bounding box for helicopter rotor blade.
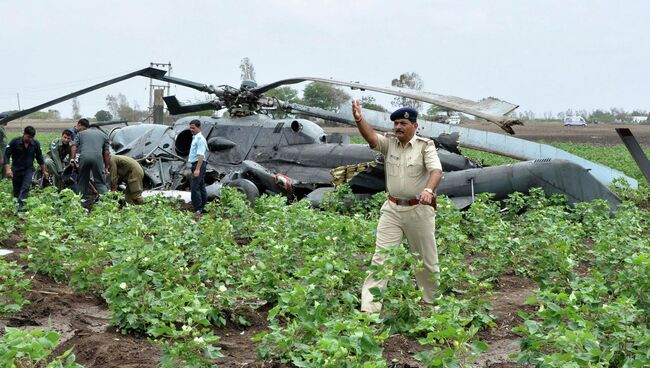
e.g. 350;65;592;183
163;96;223;115
278;100;636;189
256;77;522;134
280;101;359;126
153;75;219;95
0;67;167;126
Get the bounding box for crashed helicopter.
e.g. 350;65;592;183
0;67;635;210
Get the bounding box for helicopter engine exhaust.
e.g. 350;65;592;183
175;129;193;156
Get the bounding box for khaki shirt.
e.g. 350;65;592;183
373;133;442;199
109;155;144;191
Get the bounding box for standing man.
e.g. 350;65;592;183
69;118;89;160
188;119;208;214
44;129;74;189
0;124;6;179
70;117;88;139
352;100;443;313
71;122;110;200
3;126;48;209
108;155;145;205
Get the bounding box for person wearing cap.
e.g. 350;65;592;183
44;129;74;190
108;155;145;205
3;126;48;209
352;100;443;313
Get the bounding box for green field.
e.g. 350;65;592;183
1;130;649;367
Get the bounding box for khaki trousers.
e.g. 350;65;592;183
361;201;439;313
125;176;144;205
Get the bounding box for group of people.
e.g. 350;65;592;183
2;118;145;209
3;108;442;313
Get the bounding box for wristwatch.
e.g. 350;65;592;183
424;188;434;194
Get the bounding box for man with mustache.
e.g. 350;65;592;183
352;100;443;313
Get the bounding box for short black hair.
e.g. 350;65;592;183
189;119;201;128
62;129;74;137
24;125;36;137
77;118;90;128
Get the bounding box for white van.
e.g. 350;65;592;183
447;114;461;125
564;116;587;127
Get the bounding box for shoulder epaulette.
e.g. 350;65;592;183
415;136;434;145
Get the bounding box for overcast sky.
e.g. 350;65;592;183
1;0;649;121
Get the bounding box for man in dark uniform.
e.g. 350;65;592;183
352;100;443;313
0;125;6;179
108;155;145;205
44;129;74;189
3;126;49;208
71;122;110;200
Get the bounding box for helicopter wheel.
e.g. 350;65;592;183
224;178;259;206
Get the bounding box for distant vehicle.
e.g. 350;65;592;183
564;116;587;127
447;113;461;125
434;112;461;125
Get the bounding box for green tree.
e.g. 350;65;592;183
106;94;120;118
302;82;350;110
106;94;148;122
391;72;424;111
240;57;256;81
29;109;61;119
95;110;113;122
426;104;448;116
360;96;387;112
264;87;300;118
265;87;299;103
71;98;81;120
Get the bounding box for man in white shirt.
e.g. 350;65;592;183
188;119;208;214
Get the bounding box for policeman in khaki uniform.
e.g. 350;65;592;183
352;100;443;313
108;155;145;205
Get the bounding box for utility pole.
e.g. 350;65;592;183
16;93;21;110
149;62;172;124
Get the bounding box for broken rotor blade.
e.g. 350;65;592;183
281;101;359;125
152;74;219;95
286;101;638;189
616;128;650;185
341;105;638;189
1;67;166;126
163;96;222;115
255;77;522;134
